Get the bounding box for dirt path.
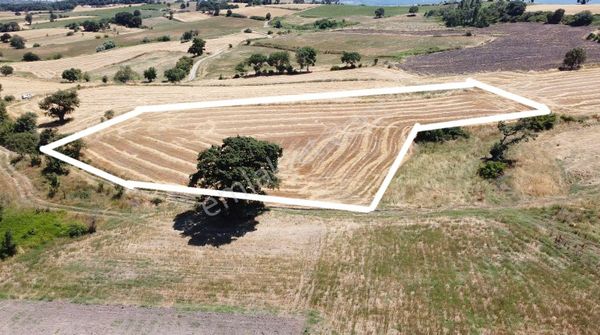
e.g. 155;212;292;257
188;31;269;81
0;300;304;335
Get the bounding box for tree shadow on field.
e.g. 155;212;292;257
39;117;73;129
172;210;261;247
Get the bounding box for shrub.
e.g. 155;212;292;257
32;42;40;47
243;28;253;33
9;35;25;49
330;65;342;71
113;66;138;83
156;35;170;42
103;110;115;120
164;67;186;82
180;29;198;42
61;68;83;82
521;114;557;132
561;47;586;70
478;161;507;179
341;51;361;67
22;52;40;62
409;6;419;14
546;8;564;24
567;10;593;26
0;65;13;76
143;67;157;82
66;223;88;237
0;231;17;259
96;40;115;52
374;7;385;18
250;15;266;21
3;95;15;103
415;127;469;143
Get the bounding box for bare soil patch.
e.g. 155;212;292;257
0;300;304;335
401;23;600;74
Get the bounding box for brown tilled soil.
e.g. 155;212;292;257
0;300;304;335
401;23;600;74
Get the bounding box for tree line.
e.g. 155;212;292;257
234;47;316;78
426;0;594;28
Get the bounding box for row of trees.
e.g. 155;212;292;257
429;0;594;27
235;47;317;77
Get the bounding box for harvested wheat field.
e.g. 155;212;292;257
82;89;527;205
173;11;212;22
11;32;263;79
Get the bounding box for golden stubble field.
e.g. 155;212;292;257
82;89;526;205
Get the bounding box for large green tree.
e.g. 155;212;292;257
247;53;268;75
188;37;206;57
38;89;80;123
267;51;290;74
189;136;283;219
341;51;361;68
295;47;317;72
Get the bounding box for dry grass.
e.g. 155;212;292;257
527;4;600;14
172;11;212;22
230;6;296;18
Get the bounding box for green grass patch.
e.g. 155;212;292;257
0;207;87;251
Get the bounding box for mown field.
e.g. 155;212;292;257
1;3;600;334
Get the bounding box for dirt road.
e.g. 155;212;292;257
0;300;304;335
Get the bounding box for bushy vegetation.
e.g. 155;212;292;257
180;29;198;42
479;114;557;179
22;52;40;62
0;104;39;157
235;48;315;78
164;56;194;82
0;65;14;76
415;127;470;143
561;47;586;71
96;40;116;52
9;35;25;49
113;65;139;83
0;207;91;260
0;22;20;33
114;10;142;28
61;68;84;82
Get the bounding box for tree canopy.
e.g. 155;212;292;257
295;47;317;72
38;89;80;123
189;136;283;219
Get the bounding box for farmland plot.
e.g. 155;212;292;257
82;89;527;205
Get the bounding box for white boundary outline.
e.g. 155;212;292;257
40;79;550;213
